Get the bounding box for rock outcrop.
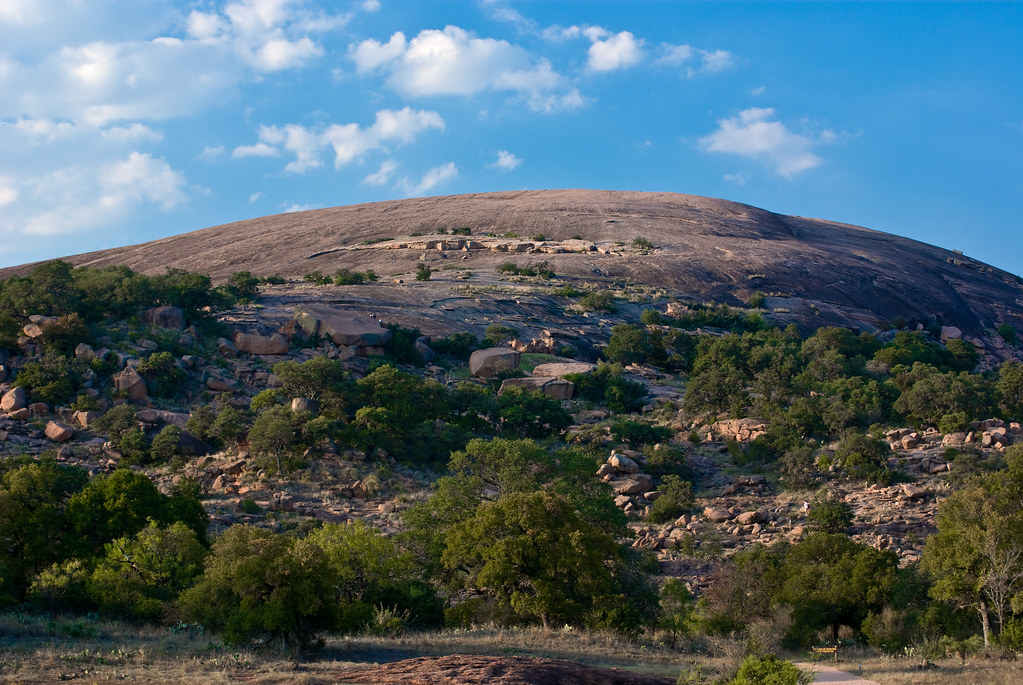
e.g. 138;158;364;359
469;348;521;377
292;304;391;347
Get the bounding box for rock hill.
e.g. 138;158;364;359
3;190;1020;342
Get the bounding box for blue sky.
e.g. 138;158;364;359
1;1;1021;275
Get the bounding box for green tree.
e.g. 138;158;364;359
997;361;1023;420
247;405;304;473
777;532;900;645
921;448;1023;646
441;490;638;629
88;521;207;620
0;459;88;602
646;476;695;524
180;525;337;650
13;351;81;405
806;495;854;534
496;387;572;438
137;351;186;398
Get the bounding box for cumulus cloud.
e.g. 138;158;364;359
6;152;187;238
699;107;834;177
238;107;444;173
232;142;281;158
349;26;580;111
197;145;226;162
363;159;397;186
400;162;458;196
489;150;522;172
655;43;735;77
585;29;644;72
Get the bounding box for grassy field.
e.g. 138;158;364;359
2;612;1022;684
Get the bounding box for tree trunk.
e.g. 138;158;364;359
979;598;991;648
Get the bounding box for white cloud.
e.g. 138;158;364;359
0;179;18;206
238;107;444;173
363;159;397;186
400;162;458;196
724;173;746;186
8;152;187;237
699;107;834;177
751;85;766;96
197;145;226;162
350;26;579;110
655;43;735;77
101;123;162;143
282;202;323;213
489;150;522;172
249;191;264;203
232;142;281;158
586;30;644;72
362;0;381;12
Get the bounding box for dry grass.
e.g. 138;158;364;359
4;613;1022;684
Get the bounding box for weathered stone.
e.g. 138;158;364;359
74;410;102;428
414;339;436;361
1;386;27;412
711;417;768;442
292;397;320;414
234;331;290;355
469;347;521;377
137;409;189;426
206;376;236;392
612;474;654;495
74;343;95;360
608;453;640;474
221;459;247;476
703;507;732;523
736;510;767;526
217;337;240;356
940;325;963;341
44;421;73;443
498;375;574;400
531;361;597;378
28;402;48;417
140;306;185;330
901;484;927;499
22;323;44;338
113;367;148;402
901;434;919;449
293;304;392;347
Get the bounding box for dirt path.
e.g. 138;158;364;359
796;662;883;685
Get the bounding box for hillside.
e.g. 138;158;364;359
3;190;1020;343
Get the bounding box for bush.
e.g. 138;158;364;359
150;425;182;463
646;476;694;523
747;291;766;309
415;263;432;281
631;237;654;250
179;525;337;650
40;313;90;355
137;351;186;398
806;495;853;534
303;271;332;285
226;271;260;302
999;324;1016;345
833;432;893;483
578;291;615;312
609;418;671;447
730;654;808;685
430;331;478;360
13;352;81;405
483;323;519;347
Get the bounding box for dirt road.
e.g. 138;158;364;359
797;662;883;685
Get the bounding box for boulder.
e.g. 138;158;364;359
206;376;236;392
44;421;74;443
293;304;392;347
532;361;597;378
292;397;320;414
469;348;521;377
497;376;574;400
736;510;767;526
140;306;185;330
612;474;654;495
609;453;640;474
74;410;103;428
217;337;240;356
234;331;290;355
710;417;768;442
22;323;44;338
113;367;148;402
940;326;963;341
74;343;95;360
137;409;189;427
1;386;27;412
28;402;48;417
703;507;732;523
414;338;436;362
901;484;927;499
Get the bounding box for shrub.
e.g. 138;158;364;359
806;495;853;534
226;271;260;302
646;476;694;523
430;331;478;360
150;425;182;462
415;263;432;281
631;236;654;250
13;352;81;405
179;525;337;650
747;291;766;309
483;323;519;347
730;654;808;685
833;432;893;483
999;324;1016;345
137;351;186;398
609;418;671;447
303;271;332;286
578;291;615;312
40;313;90;355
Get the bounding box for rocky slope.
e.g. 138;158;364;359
3;190;1021;341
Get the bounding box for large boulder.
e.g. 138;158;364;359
292;304;391;347
140;306;185;330
611;474;654;495
532;361;597;378
113;367;148;402
44;421;74;443
498;376;574;400
137;409;190;427
1;386;27;412
234;331;290;355
469;348;521;377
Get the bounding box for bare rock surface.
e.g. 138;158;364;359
6;189;1021;342
332;655;676;685
469;348;521;377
